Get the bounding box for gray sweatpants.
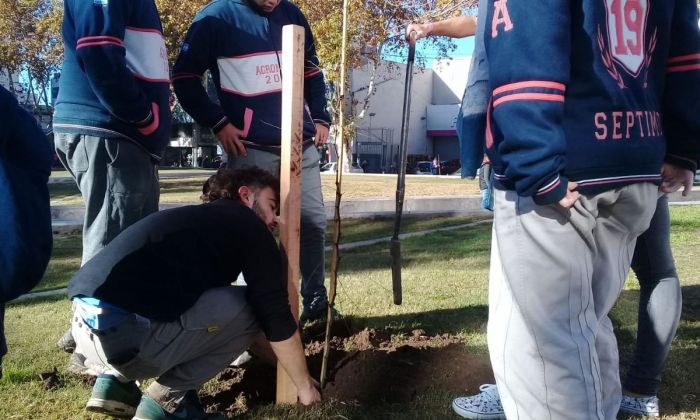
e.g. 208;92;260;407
54;134;160;264
488;183;658;420
228;146;328;312
72;287;259;408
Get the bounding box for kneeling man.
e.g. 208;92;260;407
68;167;320;419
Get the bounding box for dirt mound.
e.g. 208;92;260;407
200;327;494;416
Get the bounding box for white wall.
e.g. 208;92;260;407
432;57;471;105
350;61;433;155
427;104;460;132
348;57;470;159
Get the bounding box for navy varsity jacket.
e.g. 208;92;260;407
172;0;331;147
53;0;172;159
0;87;52;303
485;0;700;205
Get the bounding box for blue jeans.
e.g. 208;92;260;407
227;146;328;312
624;195;681;396
457;81;489;178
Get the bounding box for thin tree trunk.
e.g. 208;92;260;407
320;0;350;389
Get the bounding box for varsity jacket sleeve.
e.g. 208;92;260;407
172;19;230;134
662;0;700;172
299;13;331;127
69;0;156;131
485;0;570;205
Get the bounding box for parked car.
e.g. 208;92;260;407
415;161;433;175
440;159;461;175
320;162;364;173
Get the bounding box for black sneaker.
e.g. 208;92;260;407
300;306;342;326
56;329;76;353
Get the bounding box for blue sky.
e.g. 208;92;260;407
382;36;476;68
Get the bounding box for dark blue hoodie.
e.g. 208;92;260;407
53;0;172;159
0;87;53;303
173;0;331;146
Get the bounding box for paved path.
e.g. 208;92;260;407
49;169;217;184
50;189;700;232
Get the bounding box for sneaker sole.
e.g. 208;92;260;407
619;406;660;418
86;398;136;418
452;400;506;420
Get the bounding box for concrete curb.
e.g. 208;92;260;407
323;219;492;251
49;170;217;184
50;190;700;231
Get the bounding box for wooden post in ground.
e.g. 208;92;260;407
276;24;305;404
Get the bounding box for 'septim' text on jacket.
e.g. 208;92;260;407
485;0;700;205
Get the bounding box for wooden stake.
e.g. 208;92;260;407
276;24;305;404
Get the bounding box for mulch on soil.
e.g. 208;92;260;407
199;323;494;417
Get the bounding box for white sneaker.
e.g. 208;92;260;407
619;394;660;417
452;384;506;419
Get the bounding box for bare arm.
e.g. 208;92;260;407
269;331;321;405
406;15;477;41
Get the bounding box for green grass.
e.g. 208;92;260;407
50;173;480;206
31;214;488;293
37;234;82;292
3;207;699;419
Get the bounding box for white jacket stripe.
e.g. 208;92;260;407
218;51;282;96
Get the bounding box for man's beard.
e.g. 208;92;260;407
251;195;271;231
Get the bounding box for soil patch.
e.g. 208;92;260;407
200;327;493;416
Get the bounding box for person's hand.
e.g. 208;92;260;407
297;376;322;405
660;162;694;196
314;123;329;146
555;181;580;209
216;123;247;158
405;22;432;42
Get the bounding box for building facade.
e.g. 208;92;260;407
345;57;471;173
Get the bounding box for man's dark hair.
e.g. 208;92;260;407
201;166;280;203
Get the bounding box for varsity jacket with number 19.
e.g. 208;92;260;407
485;0;700;205
172;0;331;147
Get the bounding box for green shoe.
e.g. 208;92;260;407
133;392;226;420
86;374;141;418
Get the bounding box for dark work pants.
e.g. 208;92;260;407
624;195;682;396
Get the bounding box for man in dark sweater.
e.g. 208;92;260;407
0;86;53;379
69;167;320;419
173;0;335;325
